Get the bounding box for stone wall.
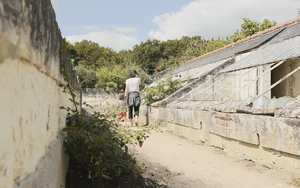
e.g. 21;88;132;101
82;88;150;125
144;101;300;172
82;88;123;114
0;0;77;187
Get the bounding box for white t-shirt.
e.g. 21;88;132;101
125;78;141;93
118;99;127;111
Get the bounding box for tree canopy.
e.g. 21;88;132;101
66;18;277;89
72;40;119;70
231;18;277;42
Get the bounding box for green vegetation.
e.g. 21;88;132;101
60;39;156;179
63;109;153;179
65;17;277;95
144;73;182;103
74;65;97;88
231;18;277;42
291;177;300;187
59;17;278;181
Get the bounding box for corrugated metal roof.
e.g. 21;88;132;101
173;29;284;74
268;22;300;44
171;58;230;82
220;35;300;73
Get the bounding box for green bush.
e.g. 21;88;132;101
60;40;156;180
95;64;149;91
74;65;98;88
95;65;126;91
62;110;151;179
144;73;182;103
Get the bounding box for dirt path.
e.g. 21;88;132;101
129;127;299;188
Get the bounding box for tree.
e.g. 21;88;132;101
66;17;277;84
160;39;186;59
95;65;126;91
131;39;163;74
74;65;98;88
64;39;78;66
259;19;277;31
165;36;230;68
73;40;117;70
231;18;277;42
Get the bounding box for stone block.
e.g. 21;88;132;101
209;112;260;145
207;133;223;149
261;117;300;155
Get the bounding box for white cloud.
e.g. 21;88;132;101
149;0;300;41
50;0;60;11
65;31;140;52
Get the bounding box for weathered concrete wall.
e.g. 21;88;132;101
82;88;123;114
0;0;76;187
148;101;300;172
82;89;151;125
139;104;149;125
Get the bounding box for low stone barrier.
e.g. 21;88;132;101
82;88;122;114
144;101;300;172
82;88;150;125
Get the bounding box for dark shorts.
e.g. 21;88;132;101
127;92;140;119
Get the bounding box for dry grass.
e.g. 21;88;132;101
291;177;300;187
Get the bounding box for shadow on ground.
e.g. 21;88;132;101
66;156;170;188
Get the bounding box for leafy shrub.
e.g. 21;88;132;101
95;64;149;91
230;18;277;42
95;65;126;91
74;65;98;88
143;73;182;103
62;110;151;179
60;41;155;179
158;57;177;71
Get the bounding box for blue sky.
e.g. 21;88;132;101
51;0;300;52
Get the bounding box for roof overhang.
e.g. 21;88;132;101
220;36;300;73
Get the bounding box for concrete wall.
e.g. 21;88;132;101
146;101;300;172
0;1;76;187
82;89;151;125
82;88;123;114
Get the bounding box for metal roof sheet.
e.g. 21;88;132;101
220;35;300;73
173;29;283;74
268;22;300;44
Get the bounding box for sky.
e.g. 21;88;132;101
51;0;300;52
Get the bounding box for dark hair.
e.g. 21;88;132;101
130;70;138;78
